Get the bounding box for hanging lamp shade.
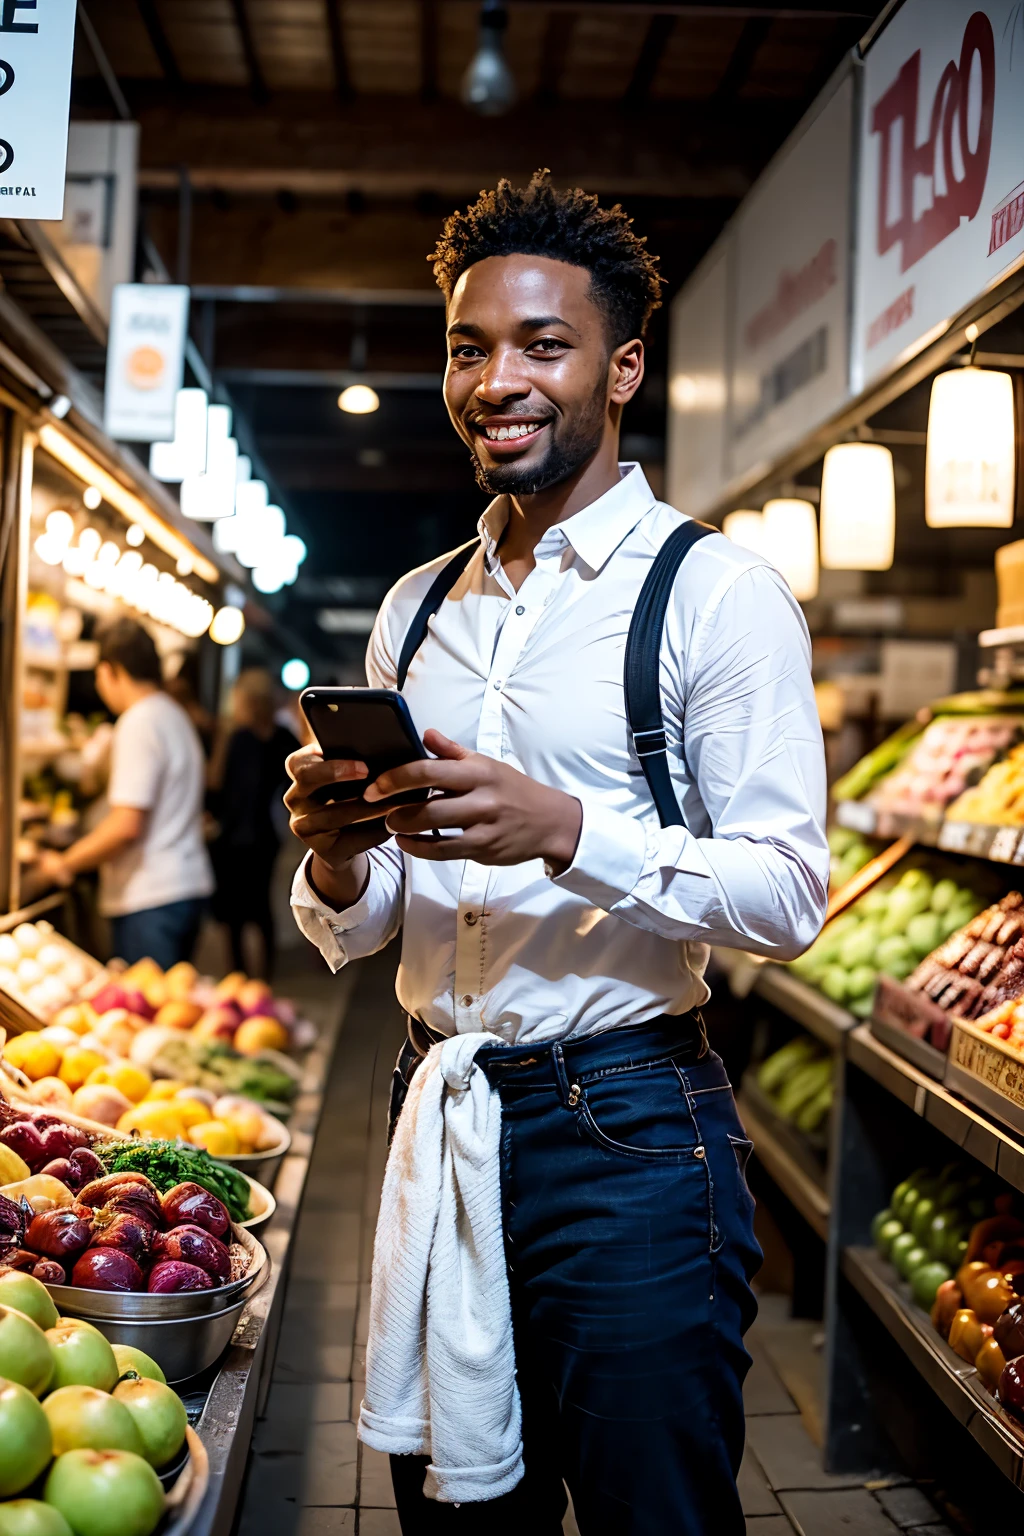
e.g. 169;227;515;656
722;510;769;558
820;442;895;570
925;367;1016;528
761;499;819;601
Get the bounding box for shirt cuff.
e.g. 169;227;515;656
290;854;373;971
550;801;648;912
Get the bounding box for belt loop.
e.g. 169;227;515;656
551;1043;573;1106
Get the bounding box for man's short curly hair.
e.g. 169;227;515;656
429;170;663;344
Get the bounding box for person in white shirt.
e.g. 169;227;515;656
286;173;828;1535
39;618;213;968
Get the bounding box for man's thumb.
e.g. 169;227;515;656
423;728;470;760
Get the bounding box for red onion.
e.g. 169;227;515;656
90;1211;154;1263
78;1176;164;1229
69;1148;105;1186
38;1123;88;1163
152;1224;230;1284
161;1183;229;1239
25;1210;93;1259
147;1260;212;1293
0;1122;45;1170
39;1158;76;1187
31;1259;65;1284
71;1248;144;1292
0;1195;25;1244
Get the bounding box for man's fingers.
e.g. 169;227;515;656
365;755;481;802
384;793;482;836
284;758;369;806
422;728;471;761
291;801;385;838
393;832;472;861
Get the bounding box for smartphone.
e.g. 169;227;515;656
299;687;431;812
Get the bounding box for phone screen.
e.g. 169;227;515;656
300;689;430;809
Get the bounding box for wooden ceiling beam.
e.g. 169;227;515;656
228;0;268;104
711;15;772;100
420;0;439;102
134;0;182;88
535;11;577;103
324;0;352;101
625;15;676;105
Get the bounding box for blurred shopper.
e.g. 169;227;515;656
286;174;828;1534
209;668;298;979
38;619;213;968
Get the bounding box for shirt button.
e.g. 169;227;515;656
515;605;525;616
493;680;502;691
463;912;478;926
460;994;474;1007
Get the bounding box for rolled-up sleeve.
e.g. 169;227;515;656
555;562;829;960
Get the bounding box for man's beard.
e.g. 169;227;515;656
469;378;607;496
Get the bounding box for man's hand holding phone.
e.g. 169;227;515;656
284;746;390;909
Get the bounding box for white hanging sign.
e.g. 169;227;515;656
852;0;1024;391
104;284;190;442
0;0;77;219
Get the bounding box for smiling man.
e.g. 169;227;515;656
286;172;828;1534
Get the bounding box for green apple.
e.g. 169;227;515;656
112;1378;186;1468
111;1348;165;1387
44;1450;165;1536
889;1231;918;1273
44;1386;144;1457
0;1504;72;1536
44;1324;117;1394
0;1273;59;1333
0;1377;53;1497
0;1306;54;1397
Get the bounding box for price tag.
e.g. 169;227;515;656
938;821;972;852
836;800;876;834
989;826;1021;864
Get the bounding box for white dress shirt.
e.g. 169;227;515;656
292;464;828;1044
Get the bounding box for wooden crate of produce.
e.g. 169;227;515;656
945;1018;1024;1135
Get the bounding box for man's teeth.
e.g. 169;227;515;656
483;423;543;441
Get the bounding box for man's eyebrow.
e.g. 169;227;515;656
446;315;581;339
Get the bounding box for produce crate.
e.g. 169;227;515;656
945;1018;1024;1136
870;975;950;1080
0;931;106;1035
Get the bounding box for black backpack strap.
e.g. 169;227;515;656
624;519;717;828
395;540;476;691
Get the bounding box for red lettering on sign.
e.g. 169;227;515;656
866;286;915;350
871;10;995;274
990;181;1024;255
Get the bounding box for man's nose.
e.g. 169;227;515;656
474;346;529;403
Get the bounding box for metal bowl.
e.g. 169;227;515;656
163;1427;209;1524
45;1224;268;1321
66;1291;261;1383
238;1177;276;1236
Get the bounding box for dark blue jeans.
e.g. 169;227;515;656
388;1021;762;1534
110;897;205;970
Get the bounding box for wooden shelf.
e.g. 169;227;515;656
834;799;1024;868
714;948;855;1050
737;1088;830;1240
842;1245;1024;1489
847;1024;1024;1193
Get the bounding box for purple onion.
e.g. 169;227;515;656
71;1248;145;1292
152;1224;230;1284
160;1183;229;1239
147;1259;213;1293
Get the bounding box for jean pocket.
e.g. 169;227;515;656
573;1061;700;1161
728;1133;757;1216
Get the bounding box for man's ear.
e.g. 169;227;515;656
609;337;644;406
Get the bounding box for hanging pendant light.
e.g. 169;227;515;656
925;366;1016;528
461;0;517;116
820;442;896;570
722;510;769;558
762;499;819;601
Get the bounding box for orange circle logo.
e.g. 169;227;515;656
125;345;165;390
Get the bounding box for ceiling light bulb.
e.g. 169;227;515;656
461;0;517;116
62;546;88;577
820;443;895;570
82;486;102;510
252;565;286;594
761;499;819;602
338;384;379;415
33;534;65;566
281;534;307;566
925;366;1016;528
98;540;120;567
46;510;74;544
281;658;310;691
126;523;145;547
78;528;101;557
209;605;245;645
176;553;193;576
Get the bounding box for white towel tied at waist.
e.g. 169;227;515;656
357;1032;523;1503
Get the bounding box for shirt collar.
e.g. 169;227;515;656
476;463;656;574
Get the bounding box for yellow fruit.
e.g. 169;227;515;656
87;1061;152;1104
188;1121;239;1156
164;962;197;1000
141;977;168;1010
0;1144;30;1183
154;1000;202;1031
214;971;246;1003
224;1104;268;1149
234;1017;288;1056
29;1076;73;1109
143;1079;187;1101
173;1098;213;1130
5;1033;61;1081
122;959;162;987
117;1102;187;1140
57;1047;107;1091
51;1004;93;1036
